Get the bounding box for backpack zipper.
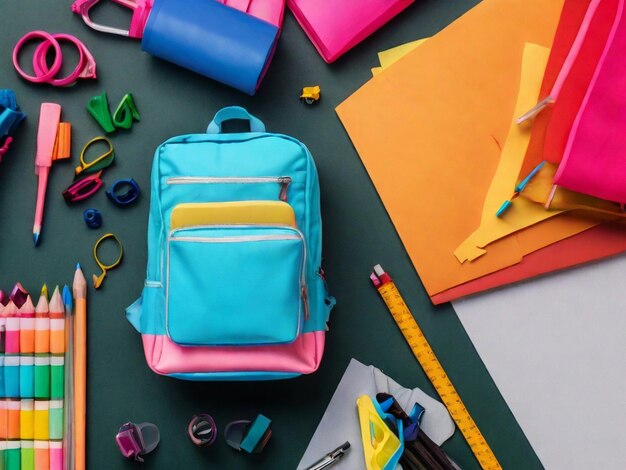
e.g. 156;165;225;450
170;234;300;243
165;176;292;202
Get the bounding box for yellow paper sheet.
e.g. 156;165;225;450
336;0;568;296
371;39;428;77
378;39;428;69
453;43;597;262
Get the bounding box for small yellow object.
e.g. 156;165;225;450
300;86;321;105
171;201;296;229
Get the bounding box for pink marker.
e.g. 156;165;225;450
33;103;61;246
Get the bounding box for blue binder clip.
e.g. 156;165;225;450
106;178;140;206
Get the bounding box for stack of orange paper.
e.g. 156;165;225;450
336;0;626;304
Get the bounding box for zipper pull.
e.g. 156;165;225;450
302;285;310;320
278;176;292;202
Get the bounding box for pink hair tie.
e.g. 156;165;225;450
32;34;97;86
13;31;96;86
13;31;62;83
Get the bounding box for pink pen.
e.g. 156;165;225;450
33;103;61;246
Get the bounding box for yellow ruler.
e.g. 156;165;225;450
371;265;502;470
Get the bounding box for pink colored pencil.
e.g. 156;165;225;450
10;283;29;310
0;290;8;306
5;301;19;355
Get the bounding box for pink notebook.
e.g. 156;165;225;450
288;0;414;63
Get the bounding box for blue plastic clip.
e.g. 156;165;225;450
496;161;546;218
83;208;102;229
106;178;140;206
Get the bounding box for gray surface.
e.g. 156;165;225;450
455;254;626;470
0;1;543;469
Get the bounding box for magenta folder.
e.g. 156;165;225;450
288;0;414;63
216;0;286;27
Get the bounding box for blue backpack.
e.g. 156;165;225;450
126;107;335;380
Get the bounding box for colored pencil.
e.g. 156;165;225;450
0;300;6;442
5;300;20;357
0;301;6;399
20;295;36;400
10;283;28;310
49;288;64;356
49;287;65;469
62;285;73;470
20;293;36;470
73;264;87;470
4;301;20;408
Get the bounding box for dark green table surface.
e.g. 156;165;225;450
0;2;543;469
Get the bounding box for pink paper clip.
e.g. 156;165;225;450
71;0;153;39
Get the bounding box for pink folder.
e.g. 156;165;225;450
554;0;626;203
288;0;414;63
216;0;285;27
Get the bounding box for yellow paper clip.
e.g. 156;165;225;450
52;122;72;161
92;233;124;289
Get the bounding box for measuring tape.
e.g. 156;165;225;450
370;265;502;470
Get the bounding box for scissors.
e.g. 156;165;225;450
92;233;123;288
75;136;115;176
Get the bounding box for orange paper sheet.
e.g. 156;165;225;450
453;43;598;262
337;0;566;296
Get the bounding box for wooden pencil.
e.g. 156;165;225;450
73;264;87;470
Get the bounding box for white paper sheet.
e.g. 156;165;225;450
297;358;455;470
453;254;626;470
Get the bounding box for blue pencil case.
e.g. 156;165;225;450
142;0;280;95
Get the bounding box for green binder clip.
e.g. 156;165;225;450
87;92;115;133
112;93;140;129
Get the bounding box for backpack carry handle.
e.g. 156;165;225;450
207;106;266;134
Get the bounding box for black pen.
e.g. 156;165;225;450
304;442;351;470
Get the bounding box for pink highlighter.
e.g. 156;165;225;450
33;103;61;246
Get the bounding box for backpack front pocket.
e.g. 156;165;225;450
166;225;306;346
